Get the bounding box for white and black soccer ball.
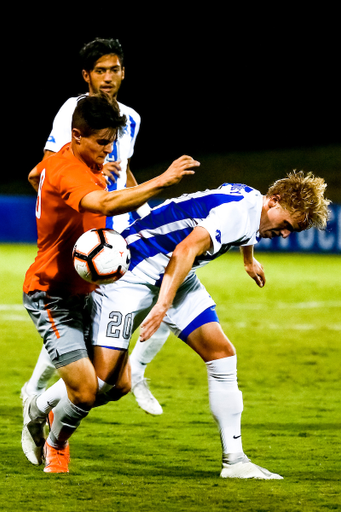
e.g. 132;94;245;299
72;228;131;285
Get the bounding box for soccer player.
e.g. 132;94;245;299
22;37;167;415
21;93;199;473
27;170;330;477
88;171;331;479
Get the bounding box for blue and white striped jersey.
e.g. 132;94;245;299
121;183;263;285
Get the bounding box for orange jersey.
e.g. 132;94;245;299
23;144;107;296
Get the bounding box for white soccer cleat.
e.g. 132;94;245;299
20;382;31;408
20;382;45;406
21;395;46;466
220;454;283;480
21;382;45;428
131;378;163;416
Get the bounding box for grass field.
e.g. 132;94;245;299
0;244;340;512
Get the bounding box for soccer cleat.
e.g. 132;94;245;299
46;409;70;462
131;378;163;416
44;441;69;473
21;395;46;466
220;453;283;480
21;382;45;405
20;382;30;407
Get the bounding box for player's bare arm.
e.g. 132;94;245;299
28;151;56;192
28;166;41;192
240;245;265;288
80;155;200;216
140;226;212;341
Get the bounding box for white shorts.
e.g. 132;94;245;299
90;272;217;350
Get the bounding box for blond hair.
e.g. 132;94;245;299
266;170;331;230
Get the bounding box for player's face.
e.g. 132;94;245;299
76;128;117;168
259;198;304;239
82;54;125;99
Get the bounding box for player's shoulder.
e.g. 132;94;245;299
55;94;87;115
218;183;261;202
219;182;258;194
117;101;141;123
38;145;73;174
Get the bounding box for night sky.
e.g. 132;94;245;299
7;9;339;190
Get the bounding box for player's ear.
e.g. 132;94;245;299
82;69;90;85
121;67;125;80
72;128;82;144
268;195;281;208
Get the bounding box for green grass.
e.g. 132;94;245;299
0;244;340;511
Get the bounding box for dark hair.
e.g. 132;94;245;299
72;94;127;137
79;38;124;71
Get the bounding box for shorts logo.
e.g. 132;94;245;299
215;230;222;243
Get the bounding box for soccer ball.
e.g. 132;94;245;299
73;228;131;284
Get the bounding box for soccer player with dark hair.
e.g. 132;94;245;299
22;37;170;416
21;92;199;473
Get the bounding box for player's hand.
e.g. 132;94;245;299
244;257;266;288
160;156;200;187
103;161;122;182
140;304;167;342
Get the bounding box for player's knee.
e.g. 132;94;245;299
100;381;131;403
116;380;131;396
69;382;98;408
224;340;236;357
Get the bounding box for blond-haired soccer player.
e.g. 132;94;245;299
21;93;199;473
90;170;329;480
30;169;330;477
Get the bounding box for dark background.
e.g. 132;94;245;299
3;8;339;196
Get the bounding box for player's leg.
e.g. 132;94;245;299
22;292;96;472
165;275;283;480
89;277;156;407
130;321;170;415
43;356;97;473
21;345;56;402
186;322;282;479
91;346;131;405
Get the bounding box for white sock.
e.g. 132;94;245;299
206;356;244;457
36;376;112;415
130;322;170;380
97;377;114;394
47;397;89;448
26;345;56;394
36;378;67;414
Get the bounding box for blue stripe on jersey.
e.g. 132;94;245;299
128;226;193;272
106;216;114;229
106;140;119;192
121;193;244;240
122;192;246;273
129;115;136;138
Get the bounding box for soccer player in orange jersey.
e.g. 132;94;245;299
21;93;199;473
22;38;170;416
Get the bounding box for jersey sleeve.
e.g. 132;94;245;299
128;110;141;159
55;164;106;212
118;103;141;160
44;97;78;153
197;202;256;255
